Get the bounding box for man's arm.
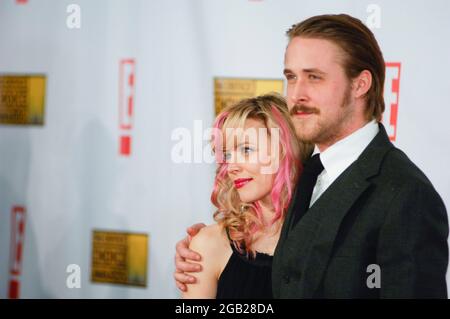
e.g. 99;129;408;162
181;225;228;299
377;182;449;298
174;223;206;291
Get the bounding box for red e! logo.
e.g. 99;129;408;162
119;59;136;156
9;206;26;299
383;63;401;141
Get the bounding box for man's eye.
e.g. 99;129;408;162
285;74;296;81
309;74;321;80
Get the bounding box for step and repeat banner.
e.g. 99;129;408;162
0;0;449;298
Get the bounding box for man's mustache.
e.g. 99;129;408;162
289;104;320;116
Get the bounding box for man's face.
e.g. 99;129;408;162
284;37;356;147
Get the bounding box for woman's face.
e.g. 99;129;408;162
224;118;277;204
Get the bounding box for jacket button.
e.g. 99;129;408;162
283;274;290;284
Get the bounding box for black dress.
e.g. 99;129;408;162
216;230;273;299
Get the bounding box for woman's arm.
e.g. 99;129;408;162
181;224;230;298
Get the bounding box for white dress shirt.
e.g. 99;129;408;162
309;120;379;207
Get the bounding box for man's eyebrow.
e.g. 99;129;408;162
283;68;327;75
302;68;326;75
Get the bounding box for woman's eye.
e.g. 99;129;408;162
223;152;231;161
240;146;254;154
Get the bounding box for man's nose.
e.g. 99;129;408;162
289;79;309;106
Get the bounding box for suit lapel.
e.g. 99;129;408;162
280;182;300;243
295;164;371;297
276;124;394;298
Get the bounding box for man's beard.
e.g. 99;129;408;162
290;86;353;145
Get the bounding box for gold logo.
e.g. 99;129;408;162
214;77;284;115
0;75;46;125
91;230;148;287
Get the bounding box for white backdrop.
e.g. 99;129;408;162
0;0;449;298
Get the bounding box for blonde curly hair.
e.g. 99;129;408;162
210;93;310;256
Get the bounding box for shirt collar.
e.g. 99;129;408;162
313;120;379;182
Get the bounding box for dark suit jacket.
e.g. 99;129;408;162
272;124;449;298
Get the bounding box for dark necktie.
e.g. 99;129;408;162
291;153;324;227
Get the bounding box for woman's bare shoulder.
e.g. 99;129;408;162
189;223;229;252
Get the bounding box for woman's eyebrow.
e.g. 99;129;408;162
236;141;254;147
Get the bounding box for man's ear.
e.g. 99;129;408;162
353;70;372;98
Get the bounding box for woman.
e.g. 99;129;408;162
182;93;308;298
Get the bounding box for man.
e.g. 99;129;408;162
174;14;449;298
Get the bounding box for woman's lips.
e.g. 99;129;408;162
234;178;253;189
